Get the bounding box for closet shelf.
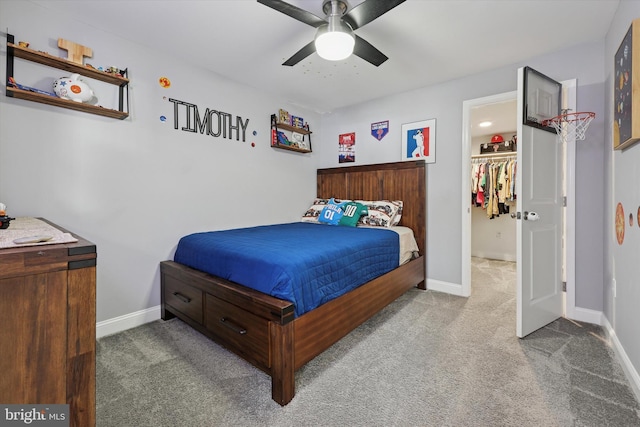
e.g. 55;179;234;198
471;152;517;159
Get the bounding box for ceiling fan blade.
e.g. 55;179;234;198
343;0;406;30
353;35;388;67
257;0;326;28
282;41;316;66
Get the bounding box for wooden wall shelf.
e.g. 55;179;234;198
270;113;312;153
7;42;129;86
6;86;129;120
6;34;129;120
271;143;312;153
274;121;311;135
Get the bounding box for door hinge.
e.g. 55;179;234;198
562;196;567;207
562;281;567;292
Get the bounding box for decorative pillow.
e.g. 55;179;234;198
338;201;369;227
302;198;351;223
390;200;403;226
318;198;346;225
301;198;329;222
355;200;401;228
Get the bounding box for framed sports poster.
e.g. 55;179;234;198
402;119;436;163
339;132;355;163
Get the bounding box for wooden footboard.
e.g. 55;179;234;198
161;255;424;405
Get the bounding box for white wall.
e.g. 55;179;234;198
0;0;323;323
604;0;640;399
471;208;516;262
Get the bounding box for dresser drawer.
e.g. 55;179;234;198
205;294;270;368
164;278;203;324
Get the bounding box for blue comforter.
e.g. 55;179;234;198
174;222;399;317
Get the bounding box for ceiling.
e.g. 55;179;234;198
30;0;618;116
471;98;517;140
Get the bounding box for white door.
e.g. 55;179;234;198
516;67;564;338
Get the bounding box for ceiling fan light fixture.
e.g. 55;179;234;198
315;29;354;61
314;6;354;61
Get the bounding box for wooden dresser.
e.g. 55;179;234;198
0;218;96;427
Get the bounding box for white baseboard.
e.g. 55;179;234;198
427;278;465;296
96;305;161;339
566;306;603;326
602;315;640;405
471;251;517;262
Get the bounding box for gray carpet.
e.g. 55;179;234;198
96;258;640;426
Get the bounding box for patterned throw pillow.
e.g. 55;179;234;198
302;198;401;226
301;198;329;222
355;200;401;228
390;200;403;226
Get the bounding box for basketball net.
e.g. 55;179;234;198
542;111;595;143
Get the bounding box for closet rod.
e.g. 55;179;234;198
471;152;517;162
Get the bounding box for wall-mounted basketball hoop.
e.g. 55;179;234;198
541;110;595;143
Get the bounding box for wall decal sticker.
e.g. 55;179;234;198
159;77;171;88
371;120;389;141
168;97;250;142
616;202;625;245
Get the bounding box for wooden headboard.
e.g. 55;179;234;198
317;160;426;258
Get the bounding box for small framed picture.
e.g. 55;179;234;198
402;119;436;163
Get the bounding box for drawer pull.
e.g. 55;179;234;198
172;292;191;304
220;317;247;335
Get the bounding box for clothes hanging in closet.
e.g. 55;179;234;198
471;158;517;219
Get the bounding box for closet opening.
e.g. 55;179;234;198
469;99;518;293
470;99;518;260
462;82;579;325
461;91;518;298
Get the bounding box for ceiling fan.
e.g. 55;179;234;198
257;0;406;66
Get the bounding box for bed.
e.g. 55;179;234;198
160;160;426;405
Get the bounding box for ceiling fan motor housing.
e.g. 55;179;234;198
322;0;348;16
